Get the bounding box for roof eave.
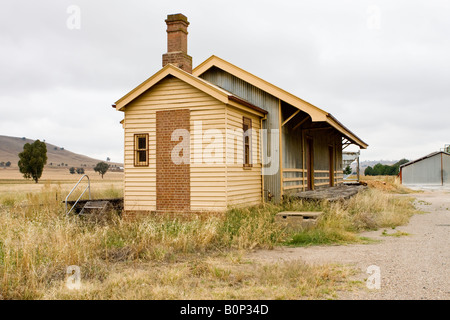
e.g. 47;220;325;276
114;64;230;111
326;114;368;149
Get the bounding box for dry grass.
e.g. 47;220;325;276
286;183;419;246
0;180;358;300
43;258;357;300
0;167;123;183
0;176;419;300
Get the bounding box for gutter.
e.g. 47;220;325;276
228;95;268;115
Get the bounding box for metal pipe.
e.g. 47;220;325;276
65;174;91;215
357;156;360;183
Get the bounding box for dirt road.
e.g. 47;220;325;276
249;189;450;299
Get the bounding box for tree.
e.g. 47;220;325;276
343;165;352;175
364;159;410;176
392;159;409;175
364;166;374;176
69;167;76;174
0;162;4;167
18;140;47;183
76;167;85;174
5;161;11;167
94;162;109;179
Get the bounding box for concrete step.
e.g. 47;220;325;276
275;211;323;231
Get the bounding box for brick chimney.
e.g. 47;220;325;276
162;13;192;73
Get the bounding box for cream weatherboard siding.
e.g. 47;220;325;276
122;76;263;213
123;76;227;212
225;106;262;207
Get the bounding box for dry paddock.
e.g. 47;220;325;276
0;168;123;196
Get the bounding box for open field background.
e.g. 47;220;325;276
0;168;123;201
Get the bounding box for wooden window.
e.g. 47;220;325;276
243;117;252;167
134;133;149;167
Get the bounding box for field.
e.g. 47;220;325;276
0;168;123;200
0;169;419;300
0;135;123;170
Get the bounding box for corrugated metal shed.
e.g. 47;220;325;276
400;151;450;185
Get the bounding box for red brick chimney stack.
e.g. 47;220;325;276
162;13;193;73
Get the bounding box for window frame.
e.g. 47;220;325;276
242;117;253;168
134;133;149;167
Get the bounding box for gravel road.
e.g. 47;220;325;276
249;189;450;300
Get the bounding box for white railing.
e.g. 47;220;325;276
65;174;91;215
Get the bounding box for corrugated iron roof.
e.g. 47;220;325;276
400;151;450;168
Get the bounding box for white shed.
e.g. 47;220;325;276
400;151;450;186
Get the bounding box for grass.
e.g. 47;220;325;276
0;177;419;299
381;229;410;237
43;258;358;300
285;186;418;246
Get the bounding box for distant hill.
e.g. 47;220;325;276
0;135;123;169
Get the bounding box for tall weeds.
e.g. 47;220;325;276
0;183;417;299
287;188;417;246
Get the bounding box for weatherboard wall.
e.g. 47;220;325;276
122;75;263;213
199;67;281;201
225;106;262;207
123;76;227;212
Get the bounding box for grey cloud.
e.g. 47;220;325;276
1;0;449;163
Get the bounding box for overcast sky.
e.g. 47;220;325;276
1;0;449;163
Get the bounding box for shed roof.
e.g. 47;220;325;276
193;55;368;149
400;151;450;169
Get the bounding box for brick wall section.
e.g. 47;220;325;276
162;52;192;73
166;14;188;53
156;109;190;212
162;13;192;73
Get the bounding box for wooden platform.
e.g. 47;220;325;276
291;185;367;202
